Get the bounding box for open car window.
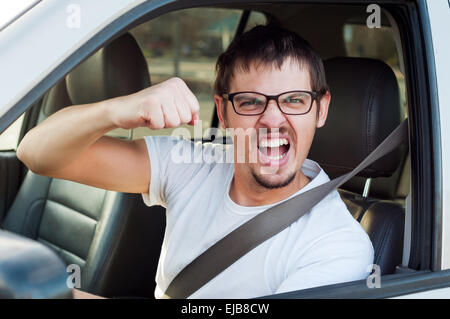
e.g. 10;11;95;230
343;17;407;118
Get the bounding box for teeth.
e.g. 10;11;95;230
260;138;289;148
266;152;287;160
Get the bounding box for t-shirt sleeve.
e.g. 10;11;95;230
275;229;374;294
141;135;213;207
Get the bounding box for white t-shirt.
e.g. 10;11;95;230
142;136;374;299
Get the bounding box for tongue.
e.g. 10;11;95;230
268;146;280;157
260;144;288;157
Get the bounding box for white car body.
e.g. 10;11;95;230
0;0;449;299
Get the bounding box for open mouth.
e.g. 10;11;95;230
257;137;291;162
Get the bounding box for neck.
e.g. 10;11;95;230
229;166;310;207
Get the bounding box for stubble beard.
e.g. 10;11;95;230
250;167;298;189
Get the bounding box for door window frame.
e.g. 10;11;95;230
3;0;444;298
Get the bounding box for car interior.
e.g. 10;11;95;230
0;3;410;298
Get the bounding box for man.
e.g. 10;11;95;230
17;25;374;298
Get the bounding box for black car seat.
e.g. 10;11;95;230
309;57;407;275
3;33;166;298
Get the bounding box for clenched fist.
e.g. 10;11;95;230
109;77;200;130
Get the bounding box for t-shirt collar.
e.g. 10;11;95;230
224;159;330;215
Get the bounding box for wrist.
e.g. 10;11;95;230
97;97;122;132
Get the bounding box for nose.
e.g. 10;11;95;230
258;99;287;128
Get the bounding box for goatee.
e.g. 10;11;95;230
250;170;297;189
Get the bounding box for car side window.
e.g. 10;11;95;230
244;11;268;32
0;114;24;151
343;20;407;117
128;8;266;140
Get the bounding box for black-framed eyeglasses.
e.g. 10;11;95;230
222;90;319;116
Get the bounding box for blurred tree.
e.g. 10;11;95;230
131;8;242;59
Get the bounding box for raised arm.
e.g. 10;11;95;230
16;77;200;194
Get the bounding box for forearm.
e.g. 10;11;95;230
17;99;118;174
16;77;200;180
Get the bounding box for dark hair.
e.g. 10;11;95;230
214;24;328;100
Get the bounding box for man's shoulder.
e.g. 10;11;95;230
311;188;374;252
306;180;363;230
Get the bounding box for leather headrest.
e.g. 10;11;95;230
41;79;72;118
309;57;404;178
66;33;150;105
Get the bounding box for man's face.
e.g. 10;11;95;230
214;57;330;190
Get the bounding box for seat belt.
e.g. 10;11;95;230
165;119;408;299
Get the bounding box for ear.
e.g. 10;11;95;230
214;94;228;129
316;91;330;128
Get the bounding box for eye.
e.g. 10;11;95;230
239;98;264;106
286;97;303;103
283;94;308;104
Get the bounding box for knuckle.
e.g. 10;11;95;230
173;116;181;127
151;117;164;129
180;111;192;124
138;108;151;121
150;121;164;130
193;102;200;113
149;112;164;130
190;97;200;111
171;77;184;85
167;77;183;89
165;115;180;128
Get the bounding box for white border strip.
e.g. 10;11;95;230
427;0;450;270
